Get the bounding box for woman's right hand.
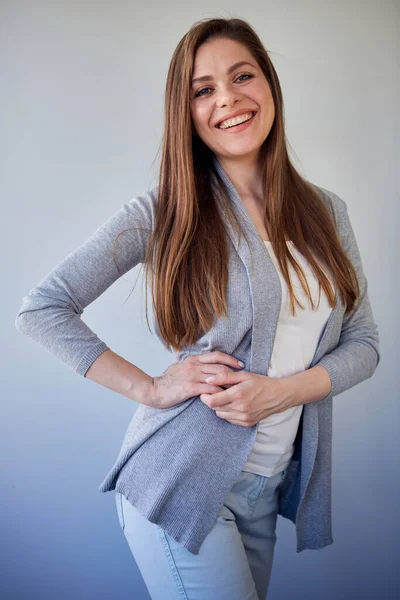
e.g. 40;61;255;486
151;351;245;409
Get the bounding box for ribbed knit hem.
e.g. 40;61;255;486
296;534;334;553
76;342;110;377
114;483;206;555
313;358;339;399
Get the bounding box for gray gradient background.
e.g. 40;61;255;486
3;1;399;598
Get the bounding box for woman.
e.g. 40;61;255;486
15;17;380;600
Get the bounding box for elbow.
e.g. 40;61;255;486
369;345;380;378
15;307;40;337
15;303;32;335
15;292;40;335
357;336;380;382
356;339;380;386
342;321;381;380
15;286;81;337
15;313;24;334
364;325;381;378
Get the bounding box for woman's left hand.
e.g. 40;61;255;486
199;370;292;427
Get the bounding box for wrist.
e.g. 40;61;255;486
283;365;332;408
133;375;158;407
273;376;296;410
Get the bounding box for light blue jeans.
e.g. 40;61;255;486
115;467;288;600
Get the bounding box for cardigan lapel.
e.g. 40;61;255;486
211;154;344;502
211;153;343;375
211;154;282;378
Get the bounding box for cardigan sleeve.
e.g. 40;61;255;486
15;187;157;377
315;191;380;398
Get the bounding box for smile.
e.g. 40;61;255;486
216;111;257;132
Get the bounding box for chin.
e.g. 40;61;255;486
224;141;263;154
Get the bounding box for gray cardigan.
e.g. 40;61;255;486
15;155;380;555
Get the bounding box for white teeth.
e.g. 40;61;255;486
218;112;254;129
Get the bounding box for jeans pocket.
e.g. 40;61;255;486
279;460;300;499
274;468;288;492
115;492;126;531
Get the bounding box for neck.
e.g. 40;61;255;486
214;152;264;202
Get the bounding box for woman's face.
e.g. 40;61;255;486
190;38;275;162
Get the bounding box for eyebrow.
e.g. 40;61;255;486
191;61;257;87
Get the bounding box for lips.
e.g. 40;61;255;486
215;110;257;128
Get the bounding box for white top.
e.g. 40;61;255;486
242;240;334;477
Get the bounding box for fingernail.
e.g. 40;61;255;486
238;361;245;367
206;375;216;382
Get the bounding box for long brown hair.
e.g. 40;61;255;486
124;17;360;352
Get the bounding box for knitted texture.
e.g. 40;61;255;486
15;155;380;554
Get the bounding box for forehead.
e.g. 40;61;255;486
192;38;255;74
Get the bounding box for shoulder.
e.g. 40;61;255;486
121;183;159;230
311;183;348;224
84;183;159;266
310;183;352;245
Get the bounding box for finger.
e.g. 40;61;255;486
203;370;243;388
198;384;225;394
197;351;245;370
215;411;245;426
214;408;238;418
200;387;234;409
198;365;237;382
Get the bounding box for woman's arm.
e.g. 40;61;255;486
279;191;380;408
15;186;158;380
85;349;155;406
307;191;380;400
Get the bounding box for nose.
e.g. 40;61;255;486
215;86;243;108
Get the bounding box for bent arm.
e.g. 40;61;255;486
85;348;155;406
314;192;380;398
15;187;157;378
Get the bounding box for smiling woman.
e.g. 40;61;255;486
15;15;380;600
190;40;276;171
